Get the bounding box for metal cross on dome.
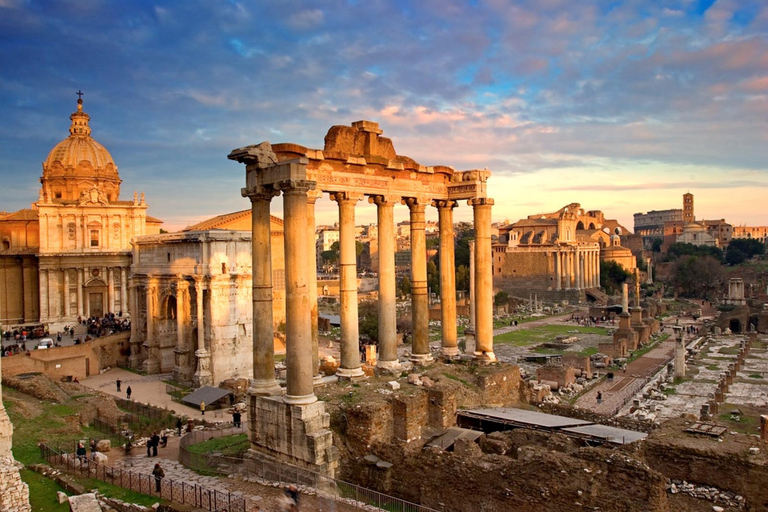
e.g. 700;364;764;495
76;90;84;100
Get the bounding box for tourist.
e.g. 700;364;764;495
152;463;165;493
233;411;242;429
160;433;168;448
596;391;603;404
284;484;300;510
147;433;154;457
152;432;160;456
200;401;205;416
176;417;183;436
116;378;121;392
90;439;98;460
76;443;87;464
126;385;132;400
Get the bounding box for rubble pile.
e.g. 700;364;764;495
667;480;746;509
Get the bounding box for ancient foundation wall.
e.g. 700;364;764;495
0;457;31;512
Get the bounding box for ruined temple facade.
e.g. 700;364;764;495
128;211;286;386
229;120;495;477
494;203;632;302
0;97;162;326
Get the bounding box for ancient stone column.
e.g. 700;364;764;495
622;283;629;313
247;191;281;395
471;198;496;362
674;326;686;378
108;268;115;313
121;267;128;314
405;198;432;364
761;415;768;442
371;196;399;371
143;281;160;373
307;190;323;385
63;269;71;317
76;268;83;316
565;251;572;290
435;200;458;357
282;180;318;404
555;251;561;290
173;278;189;382
129;279;142;369
468;240;476;333
575;250;582;290
333;192;365;378
0;343;12;456
193;277;212;387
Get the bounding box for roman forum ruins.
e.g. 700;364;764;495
229;120;495;475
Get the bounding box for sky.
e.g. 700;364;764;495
0;0;766;232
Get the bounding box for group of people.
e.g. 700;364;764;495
570;314;615;327
146;431;167;457
83;312;131;338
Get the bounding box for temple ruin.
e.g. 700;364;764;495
228;120;495;476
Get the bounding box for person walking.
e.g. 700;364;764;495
126;385;132;400
90;439;98;460
200;401;205;416
176;417;183;436
76;443;87;465
147;434;153;457
152;463;165;493
116;378;121;392
596;391;603;404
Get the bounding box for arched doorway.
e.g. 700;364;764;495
729;318;742;333
576;221;585;230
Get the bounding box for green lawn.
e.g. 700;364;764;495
494;324;609;346
21;468;70;512
186;434;250;457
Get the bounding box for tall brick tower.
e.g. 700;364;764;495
683;192;694;224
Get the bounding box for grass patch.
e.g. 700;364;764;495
273;354;286;363
78;478;162;507
577;347;599;357
717;412;759;435
626;334;669;364
663;387;677;396
21;468;70;512
706;365;721;371
748;373;763;379
494;324;609;346
186;433;250;457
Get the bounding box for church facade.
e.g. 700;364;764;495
0;97;161;326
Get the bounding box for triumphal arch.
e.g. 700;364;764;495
229;120;495;476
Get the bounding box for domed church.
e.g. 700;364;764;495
0;95;163;325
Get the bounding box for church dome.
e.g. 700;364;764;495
40;96;121;203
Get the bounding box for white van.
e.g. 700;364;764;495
36;338;54;349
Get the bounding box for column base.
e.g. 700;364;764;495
376;359;402;373
246;395;338;478
249;379;284;397
284;393;318;405
313;373;325;386
193;371;213;388
141;359;161;374
441;346;460;358
128;345;143;370
473;351;497;364
410;353;434;365
336;366;366;380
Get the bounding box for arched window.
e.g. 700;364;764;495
1;237;10;251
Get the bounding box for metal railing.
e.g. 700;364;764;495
39;443;247;512
178;428;440;512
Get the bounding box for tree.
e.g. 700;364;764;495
494;291;509;307
726;238;765;265
651;238;663;252
400;275;411;295
600;260;631;294
456;265;470;292
427;260;440;296
672;255;725;298
667;242;723;262
358;301;379;343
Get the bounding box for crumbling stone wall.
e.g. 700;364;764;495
0;458;31;512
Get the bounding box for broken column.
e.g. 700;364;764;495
761;415;768;442
674;326;686;378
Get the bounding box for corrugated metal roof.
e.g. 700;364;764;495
182;386;231;407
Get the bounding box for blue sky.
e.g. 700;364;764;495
1;0;766;230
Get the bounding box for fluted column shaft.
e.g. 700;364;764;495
108;268;115;313
283;181;318;404
575;250;581;290
436;200;458;357
121;267;128;314
248;192;281;395
77;269;83;316
334;193;365;378
471;198;495;361
468;240;476;333
406;198;432;363
372;196;399;370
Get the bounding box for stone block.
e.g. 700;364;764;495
93;452;108;464
95;439;111;452
57;491;68;504
387;381;400;391
427;388;457;430
393;393;427;444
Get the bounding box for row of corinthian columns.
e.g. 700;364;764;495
40;266;129;321
242;169;496;405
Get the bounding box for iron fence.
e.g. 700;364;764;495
178;428;440;512
39;443;247;512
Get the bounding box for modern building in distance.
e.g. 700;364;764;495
0;97;162;325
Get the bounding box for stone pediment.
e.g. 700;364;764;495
78;186;109;206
